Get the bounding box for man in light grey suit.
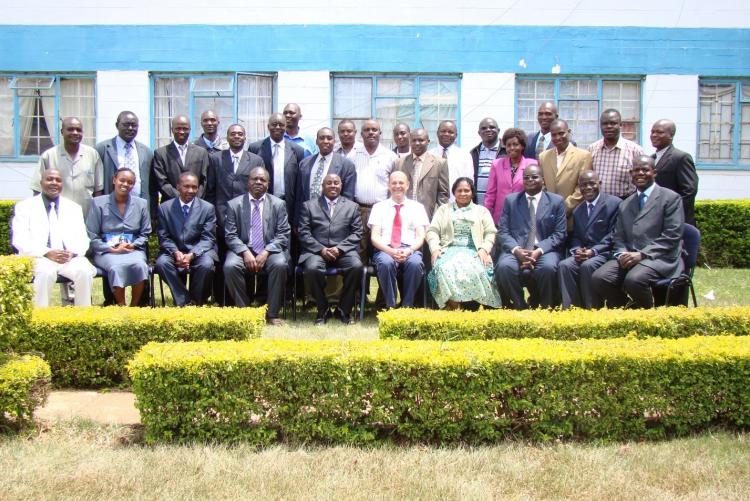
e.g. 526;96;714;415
592;155;684;309
155;172;218;306
394;128;449;221
223;167;291;325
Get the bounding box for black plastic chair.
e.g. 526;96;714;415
292;265;359;321
651;223;700;307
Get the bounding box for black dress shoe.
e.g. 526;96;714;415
334;308;355;325
314;317;327;326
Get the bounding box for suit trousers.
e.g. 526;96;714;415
373;248;424;307
33;256;96;307
495;251;560;309
155;253;215;306
557;254;608;309
302;253;363;316
591;259;662;309
223;251;288;318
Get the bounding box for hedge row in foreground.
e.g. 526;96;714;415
0;255;33;352
129;336;750;445
0;354;51;431
695;199;750;268
11;306;266;388
378;306;750;341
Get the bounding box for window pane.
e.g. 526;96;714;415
333;77;371;119
559;79;597;99
419;79;458;142
517;80;555;133
18;86;55;156
376;78;414;97
60;78;96;146
154;77;189;148
193;77;233;96
698;83;735;162
0;77;13;156
602;81;641;143
237;74;273;143
559;100;599;149
375;98;415;148
193;97;233;142
741;103;750;161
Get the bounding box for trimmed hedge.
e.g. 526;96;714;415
0;255;33;352
0;201;13;255
0;354;51;431
695;199;750;268
378;307;750;341
12;306;266;388
129;336;750;445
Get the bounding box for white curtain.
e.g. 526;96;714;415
0;78;14;156
237;74;273;143
60;78;95;146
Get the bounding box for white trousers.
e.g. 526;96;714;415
33;256;96;307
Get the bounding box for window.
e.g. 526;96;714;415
516;77;642;149
152;73;275;148
698;80;750;166
0;74;96;158
332;74;460;147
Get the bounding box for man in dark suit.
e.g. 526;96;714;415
469;117;506;205
247;113;305;220
523;102;558;160
151;115;210;206
193;110;229;152
223;167;291;325
295;127;357;227
592;155;684;309
557;171;621;309
298;173;363;325
650;119;699;226
155;173;218;306
394;128;449;221
495;165;567;309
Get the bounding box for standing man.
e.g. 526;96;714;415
30;116;103;216
592;156;684;309
557;171;621;309
193;110;229;152
469;117;505;205
429;120;474;202
334;119;363;156
588;109;645;199
155;172;218;306
392;123;411;158
495;165;567;309
298;173;363;325
538;119;593;220
395;128;449;221
97;111;152;205
650;119;699;226
369;171;429;309
13;168;96;307
524;102;558;160
223;167;291;325
151;115;210;205
282;103;318;157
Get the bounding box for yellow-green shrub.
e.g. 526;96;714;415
128;336;750;445
378;307;750;341
0;354;51;431
695;199;750;267
14;306;265;388
0;201;14;256
0;255;33;351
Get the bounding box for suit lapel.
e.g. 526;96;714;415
535;192;550;224
418;155;434;184
168;143;183;168
556;147;575;181
318;196;331;221
241;195;251;243
656;145;673;171
583;199;604;231
172;198;186;233
105;139;118;168
634;187;659;223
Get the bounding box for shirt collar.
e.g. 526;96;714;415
587;194;601;207
526;191;543;204
173;141;188;150
480;141;499;152
115;136;134;150
249;193;266;204
41;193;59;211
638;183;657;198
557;142;573;156
180;198;194;209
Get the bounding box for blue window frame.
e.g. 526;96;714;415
698;79;750;170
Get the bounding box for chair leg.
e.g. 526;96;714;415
292;272;298;321
359;268;367;322
149;268;156;308
158;273;165;306
690;282;698;307
664;285;671;306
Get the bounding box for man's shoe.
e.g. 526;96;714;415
314;317;327;326
267;318;284;326
335;308;355;325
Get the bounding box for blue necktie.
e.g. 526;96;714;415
639;193;647;210
182;204;189;220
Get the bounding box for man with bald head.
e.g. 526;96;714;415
151;115;210;205
30;116;103;216
524;102;558;160
395;128;449;220
97;111;152;205
650;119;698;225
194;110;229;152
282;103;318;157
429;120;474;202
469;117;506;205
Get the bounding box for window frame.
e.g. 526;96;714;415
0;73;97;161
697;78;750;171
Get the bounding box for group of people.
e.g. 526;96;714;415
12;100;698;323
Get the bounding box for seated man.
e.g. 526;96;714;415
298;173;363;325
495;165;566;309
155;172;218;306
557;171;620;309
369;171;429;308
592;155;684;309
12;168;96;307
223;167;291;325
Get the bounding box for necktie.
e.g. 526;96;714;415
412;158;422;199
182;204;190;220
390;204;403;248
442;147;448;159
526;196;537;250
639;192;647;210
124;142;136;170
535;133;545;157
48;201;63;250
179;144;187;165
329;200;336;218
587;202;594;219
251;199;264;254
311;156;325;199
232;154;239;173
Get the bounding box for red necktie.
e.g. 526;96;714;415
390;204;402;248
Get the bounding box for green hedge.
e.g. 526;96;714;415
0;354;51;432
0;255;33;352
378;306;750;341
695;200;750;268
12;306;266;388
0;201;13;255
128;336;750;445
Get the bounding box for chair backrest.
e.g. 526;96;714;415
682;223;701;271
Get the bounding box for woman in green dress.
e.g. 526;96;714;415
426;177;501;310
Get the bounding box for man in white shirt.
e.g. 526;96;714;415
334;119;363;156
392;123;411;158
429;120;474;201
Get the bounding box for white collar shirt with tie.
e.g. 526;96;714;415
271;139;286;196
310;153;331;198
116;136;141;195
230;150;243;174
174;141;189;165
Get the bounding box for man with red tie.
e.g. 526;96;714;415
368;171;430;309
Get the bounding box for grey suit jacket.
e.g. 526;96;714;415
223;192;290;260
151;142;209;202
394;152;449;220
498;190;567;255
612;184;684;278
297;196;362;265
207;149;266;227
294;153;357;226
96;137;153;202
157;197;218;261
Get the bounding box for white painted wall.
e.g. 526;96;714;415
696;170;750;199
277;71;331;138
95;71;151;144
642;75;699;158
459;73;516;148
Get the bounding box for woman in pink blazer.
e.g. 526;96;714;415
483;128;538;224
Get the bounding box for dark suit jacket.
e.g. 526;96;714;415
297;196;362;265
248;137;305;219
206;149;266;227
653;145;698;225
223;192;290;261
523;131;554;160
498;190;567;255
151;142;210;203
394;152;449;220
295;153;357;226
157;197;218;261
96;137;153;202
612;184;684;278
569;193;621;258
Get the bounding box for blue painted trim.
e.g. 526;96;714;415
695;163;750;171
1;25;748;75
